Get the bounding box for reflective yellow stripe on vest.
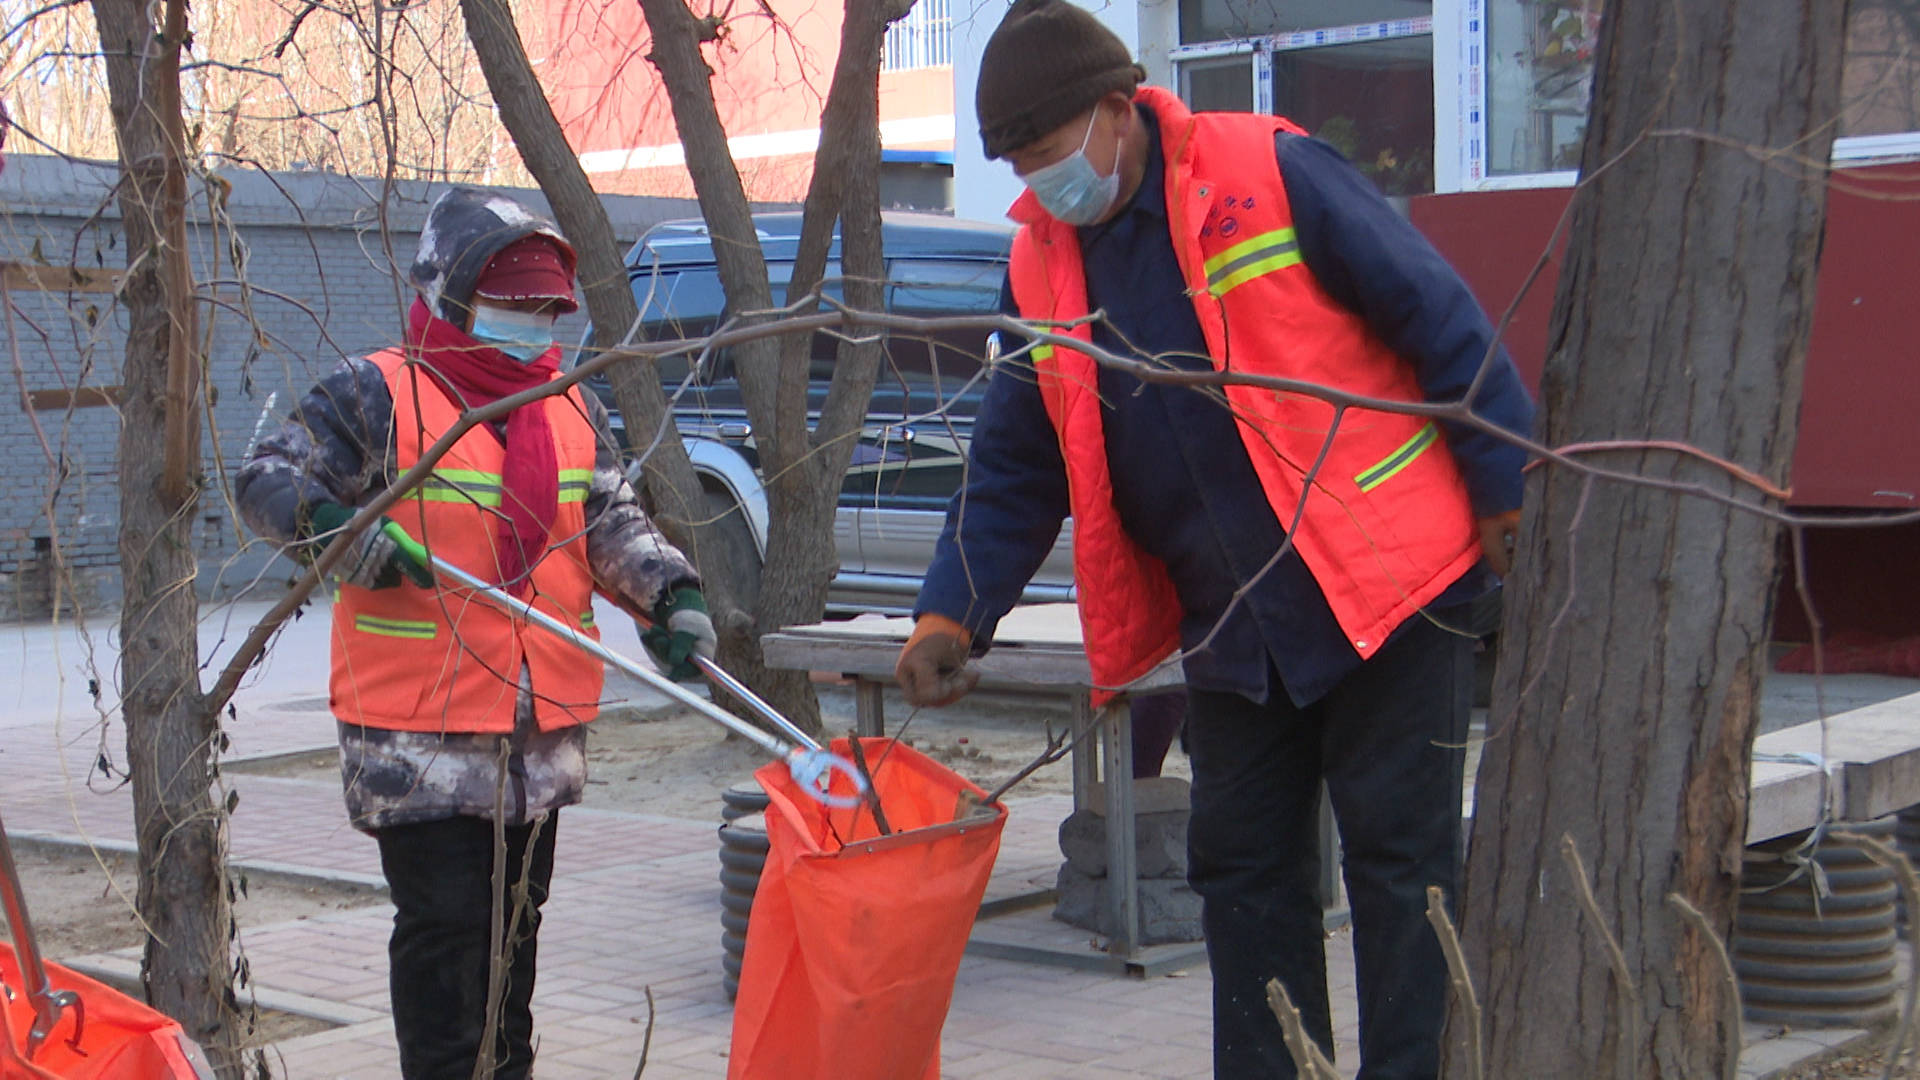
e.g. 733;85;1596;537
409;468;592;507
1354;421;1441;493
1204;227;1302;297
353;614;438;640
410;469;503;508
579;611;595;629
558;468;592;504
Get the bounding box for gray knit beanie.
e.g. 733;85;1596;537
976;0;1145;160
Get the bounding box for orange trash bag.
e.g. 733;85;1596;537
728;737;1006;1080
1;945;212;1079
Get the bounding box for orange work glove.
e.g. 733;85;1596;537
1478;510;1522;578
894;613;979;708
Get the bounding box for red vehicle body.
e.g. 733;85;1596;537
1409;163;1920;643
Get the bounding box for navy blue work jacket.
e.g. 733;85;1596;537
916;108;1535;707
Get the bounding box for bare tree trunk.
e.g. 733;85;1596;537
1450;3;1848;1078
90;0;244;1074
631;0;908;734
460;0;784;720
456;0;709;549
742;0;904;731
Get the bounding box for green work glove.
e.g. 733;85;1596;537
302;501;433;590
643;587;718;681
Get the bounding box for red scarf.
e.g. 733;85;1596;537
405;297;560;594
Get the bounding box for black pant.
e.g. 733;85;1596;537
1130;689;1188;779
1186;618;1471;1079
374;814;559;1080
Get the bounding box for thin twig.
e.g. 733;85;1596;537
845;732;891;835
630;986;656;1079
1425;886;1483;1080
1664;892;1742;1080
1264;978;1340;1080
473;741;514;1080
979;712;1087;806
1833;830;1920;1080
1560;833;1642;1080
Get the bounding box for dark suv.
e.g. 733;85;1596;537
592;211;1075;615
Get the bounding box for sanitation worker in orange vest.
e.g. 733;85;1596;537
236;189;715;1080
895;2;1536;1076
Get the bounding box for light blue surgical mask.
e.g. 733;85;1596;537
1020;110;1122;226
469;305;557;363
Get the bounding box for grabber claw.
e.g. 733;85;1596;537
783;747;869;809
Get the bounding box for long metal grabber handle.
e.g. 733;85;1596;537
0;807;81;1058
379;524;865;806
690;654;818;751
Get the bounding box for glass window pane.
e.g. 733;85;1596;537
887;259;1003;314
1184;56;1258;112
1276;38;1435;194
769;261;845;304
1485;1;1920;178
1485;0;1601;176
1843;2;1920;138
1181;0;1431;46
664;270;727;327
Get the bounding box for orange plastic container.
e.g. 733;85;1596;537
727;737;1006;1080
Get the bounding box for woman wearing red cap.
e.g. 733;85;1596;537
236;188;714;1079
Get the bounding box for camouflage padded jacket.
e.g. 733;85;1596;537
235;356;699;831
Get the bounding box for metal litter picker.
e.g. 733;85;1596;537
383;524;866;807
387;525;1009;1080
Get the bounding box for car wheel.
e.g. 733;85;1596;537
703;488;763;617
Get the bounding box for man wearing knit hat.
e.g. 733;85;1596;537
237;188;715;1079
897;1;1536;1076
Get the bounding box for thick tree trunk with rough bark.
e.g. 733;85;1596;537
629;0;906;734
1449;3;1846;1078
457;0;753;636
91;0;245;1074
735;0;898;734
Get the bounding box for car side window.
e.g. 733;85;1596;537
881;257;1005;402
888;259;1003;316
627;268;728;385
696;261;844;382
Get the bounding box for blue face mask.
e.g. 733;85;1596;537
1020;110;1122;226
469;305;557;363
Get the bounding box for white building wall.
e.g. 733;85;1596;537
952;0;1160;223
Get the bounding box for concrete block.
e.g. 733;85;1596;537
1052;863;1204;945
1081;776;1191;816
1058;807;1189;879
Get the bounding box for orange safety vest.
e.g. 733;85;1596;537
1007;86;1482;703
329;347;604;734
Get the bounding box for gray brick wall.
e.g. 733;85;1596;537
0;155;699;617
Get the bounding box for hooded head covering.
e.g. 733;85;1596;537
410;188;578;323
405;189;580;594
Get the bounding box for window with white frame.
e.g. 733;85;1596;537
1459;0;1920;188
1171;1;1438;195
883;0;952;71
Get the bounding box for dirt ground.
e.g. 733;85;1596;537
0;840;382;1043
229;682;1192;820
572;682;1191;818
1781;1028;1920;1078
6;681;1137;960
